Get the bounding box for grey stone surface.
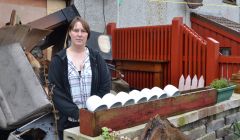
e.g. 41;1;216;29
214;109;233;120
191;0;240;23
0;107;6;128
74;0;186;31
216;124;231;138
74;0;117;33
196;131;216;140
226;112;240;125
207;118;225;133
0;43;51;129
183;125;206;140
64;124;146;140
179;118;207;132
224;133;239;140
73;0;240;32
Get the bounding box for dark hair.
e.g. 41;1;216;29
68;16;91;40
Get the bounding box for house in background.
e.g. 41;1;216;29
73;0;240;33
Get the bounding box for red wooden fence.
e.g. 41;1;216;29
107;24;171;89
170;18;220;86
111;25;171;61
191;13;240;56
107;17;240;90
191;13;240;80
171;17;207;85
219;56;240;79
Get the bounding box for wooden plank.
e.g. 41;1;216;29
116;60;167;72
79;109;95;136
80;88;217;136
115;60;168;89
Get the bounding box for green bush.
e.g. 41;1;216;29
210;79;229;89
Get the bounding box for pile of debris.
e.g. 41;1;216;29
0;5;79;140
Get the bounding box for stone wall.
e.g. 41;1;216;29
180;107;240;140
64;94;240;140
168;93;240;140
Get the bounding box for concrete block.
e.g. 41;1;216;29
64;124;146;140
196;131;216;140
215;110;231;120
224;133;239;140
179;118;207;132
226;112;240;125
183;125;206;140
216;124;231;138
207;118;224;133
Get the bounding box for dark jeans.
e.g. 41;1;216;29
58;120;79;140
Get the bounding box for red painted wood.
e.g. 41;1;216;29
164;27;168;60
197;41;202;77
219;56;240;63
106;23;116;37
134;29;137;60
189;30;193;77
108;15;239;89
160;27;164;60
191;16;240;57
176;24;207;83
178;26;183;76
184;27;189;77
219;56;240;79
171;17;183;86
191;17;240;43
79;109;95;136
109;24;172;89
206;37;220;85
202;43;207;79
193;36;197;75
80;88;217;137
139;29;143;60
109;17;229;89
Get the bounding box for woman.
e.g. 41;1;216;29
48;16;111;140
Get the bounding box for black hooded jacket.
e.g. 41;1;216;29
48;47;111;131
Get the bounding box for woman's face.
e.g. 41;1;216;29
69;21;88;48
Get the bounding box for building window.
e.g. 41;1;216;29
223;0;236;5
220;47;231;56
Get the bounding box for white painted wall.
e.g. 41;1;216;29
74;0;240;32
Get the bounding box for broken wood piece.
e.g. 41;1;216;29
25;51;41;70
9;10;17;26
141;115;189;140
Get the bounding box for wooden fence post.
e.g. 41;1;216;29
206;37;220;85
171;17;183;86
106;23;116;37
